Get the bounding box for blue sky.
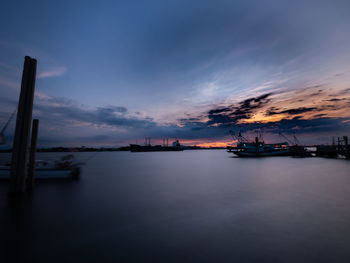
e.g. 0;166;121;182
1;0;350;146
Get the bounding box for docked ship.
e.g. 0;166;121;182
129;138;184;152
227;131;290;157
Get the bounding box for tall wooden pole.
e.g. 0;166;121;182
9;56;37;194
26;119;39;191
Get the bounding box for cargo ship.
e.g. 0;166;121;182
130;139;184;152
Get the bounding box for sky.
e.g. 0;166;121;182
1;0;350;147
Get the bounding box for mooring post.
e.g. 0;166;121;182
26;119;39;191
8;56;37;194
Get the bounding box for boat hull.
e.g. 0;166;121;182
233;149;290;157
129;144;184;152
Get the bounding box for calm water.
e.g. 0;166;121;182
1;150;350;262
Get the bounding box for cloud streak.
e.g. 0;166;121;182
37;66;67;79
266;107;317;116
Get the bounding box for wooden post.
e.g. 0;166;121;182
26;119;39;191
8;56;37;194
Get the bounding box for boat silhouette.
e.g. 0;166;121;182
227;130;289;157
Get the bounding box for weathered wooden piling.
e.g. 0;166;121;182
8;56;37;194
26;119;39;191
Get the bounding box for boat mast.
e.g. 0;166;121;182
0;110;16;145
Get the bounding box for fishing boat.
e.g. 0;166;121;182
227;130;289;157
0;154;81;180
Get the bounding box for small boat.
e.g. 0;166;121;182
0;154;81;180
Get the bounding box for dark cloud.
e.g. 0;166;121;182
320;104;342;110
180;114;350;139
207;93;272;125
266;107;317;116
34;99;156;130
326;98;347;102
175;91;350;144
178;117;202;123
313;113;327;118
169;113;350;147
179;92;347;138
269;117;350;134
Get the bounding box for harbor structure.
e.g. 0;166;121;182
316;136;349;158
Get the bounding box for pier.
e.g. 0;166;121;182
314;136;350;158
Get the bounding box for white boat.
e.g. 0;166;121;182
0;154;81;180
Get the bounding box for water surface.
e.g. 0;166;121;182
1;150;350;262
